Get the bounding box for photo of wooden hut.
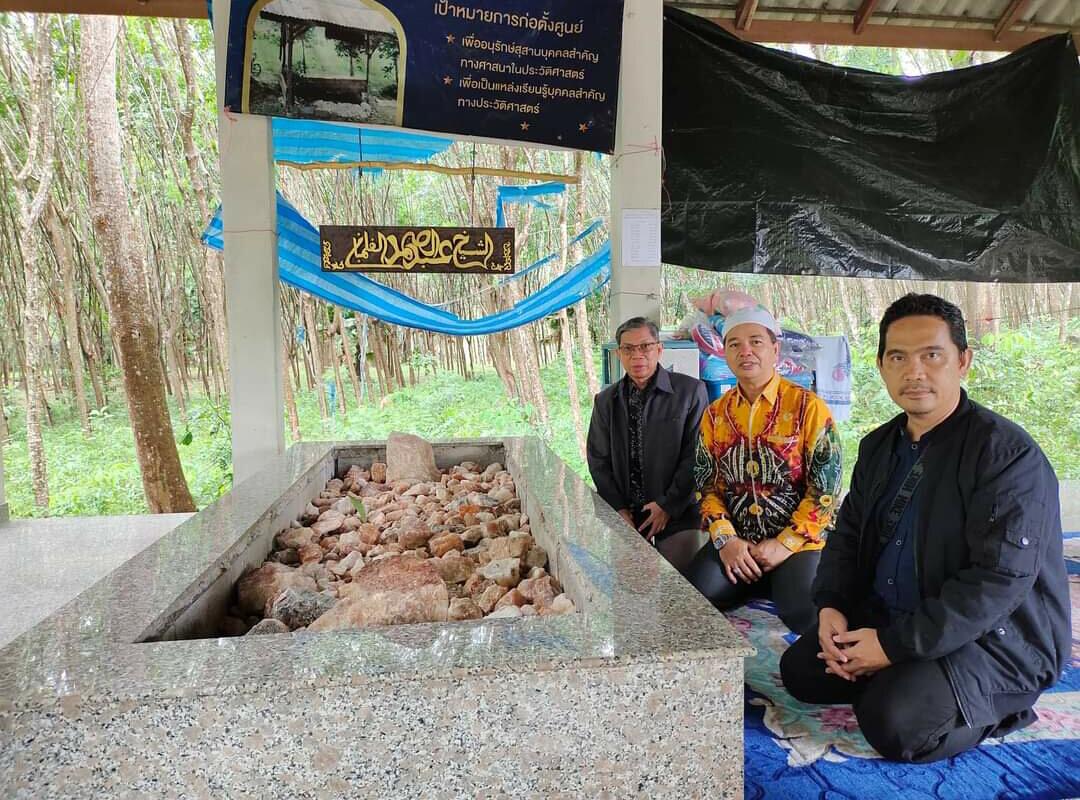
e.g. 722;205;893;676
246;0;404;125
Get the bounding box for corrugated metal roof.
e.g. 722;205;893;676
669;0;1079;32
261;0;395;33
3;1;1077;35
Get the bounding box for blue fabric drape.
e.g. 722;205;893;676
495;182;566;228
493;218;603;287
202;193;609;336
271;118;454;167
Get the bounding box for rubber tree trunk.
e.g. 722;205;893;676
571;153;600;398
283;346;301;442
81;15;195;513
3;17;56;510
555;188;585;456
302;296;330;420
173;19;230;388
44;202;92;437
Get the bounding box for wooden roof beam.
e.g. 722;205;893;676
853;0;880;35
994;0;1030;41
0;1;207;18
706;17;1072;52
734;0;758;31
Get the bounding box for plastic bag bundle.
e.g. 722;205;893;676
674;308;710;339
690;323;725;358
777;356;809;377
779;328;818;374
691;288;758;317
780;328;819;353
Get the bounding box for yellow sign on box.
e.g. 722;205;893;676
320;225;515;274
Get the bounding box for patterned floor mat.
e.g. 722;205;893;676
727;539;1080;800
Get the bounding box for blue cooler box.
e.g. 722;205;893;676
700;353;736;402
785;371;815;391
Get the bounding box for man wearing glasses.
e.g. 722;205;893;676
587;317;709;543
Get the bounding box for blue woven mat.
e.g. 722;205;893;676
729;539;1080;800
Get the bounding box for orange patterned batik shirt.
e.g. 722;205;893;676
694;373;842;552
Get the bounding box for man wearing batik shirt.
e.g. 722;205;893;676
683;305;842;633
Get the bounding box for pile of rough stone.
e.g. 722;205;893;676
225;434;576;636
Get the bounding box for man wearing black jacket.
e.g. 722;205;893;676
779;294;1071;763
587;317;709;542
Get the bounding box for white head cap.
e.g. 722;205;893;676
721;305;781;341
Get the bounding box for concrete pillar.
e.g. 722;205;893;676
214;0;285;484
609;0;664;336
0;451;8;523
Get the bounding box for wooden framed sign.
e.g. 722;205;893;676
320;225;515;274
225;0;624;153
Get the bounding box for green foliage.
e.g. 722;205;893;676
178;397;233;497
839;320;1080;485
814;45;904;76
289;353;593;482
964;326;1080;478
3;394;233;518
250;22;397;96
2;322;1076;518
406;350;436;372
773;43;987;78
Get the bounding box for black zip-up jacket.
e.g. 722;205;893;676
587;366;709;534
813;390;1071;728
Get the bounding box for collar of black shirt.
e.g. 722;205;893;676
622;364;672;398
892;388;973;447
623;364;673;396
895;426;931;454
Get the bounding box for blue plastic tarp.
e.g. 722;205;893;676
202;193;609;336
498;218;602;280
271;118;454;167
495;182;566;227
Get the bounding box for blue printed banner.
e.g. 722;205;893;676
224;0;624;153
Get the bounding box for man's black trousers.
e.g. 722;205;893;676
682;543;821;634
779;618;1035;763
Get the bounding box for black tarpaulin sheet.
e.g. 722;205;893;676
661;8;1080;282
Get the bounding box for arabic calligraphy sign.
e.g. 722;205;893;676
320;226;515;274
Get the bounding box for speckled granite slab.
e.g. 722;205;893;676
1061;480;1079;531
0;514;193;648
0;438;752;798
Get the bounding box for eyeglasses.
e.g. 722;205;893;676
618;342;660;355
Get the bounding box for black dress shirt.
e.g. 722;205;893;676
872;429;930;618
625;371;657;511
